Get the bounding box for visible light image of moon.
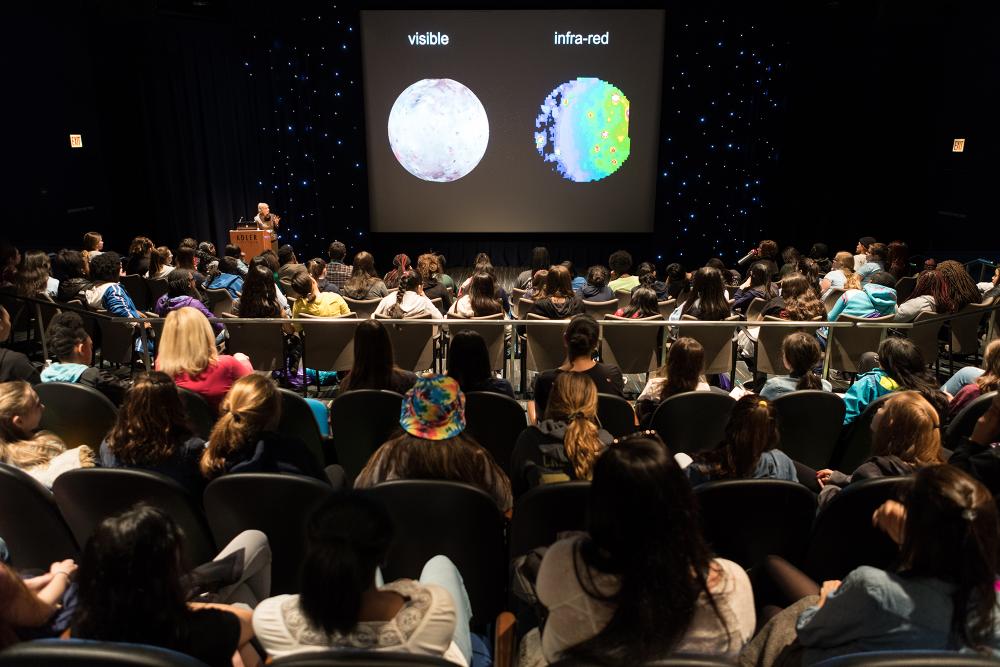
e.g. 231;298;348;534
534;77;631;183
387;78;489;183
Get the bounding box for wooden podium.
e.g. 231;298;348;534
229;228;277;258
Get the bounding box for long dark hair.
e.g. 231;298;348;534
343;251;380;298
621;287;659;318
937;260;981;311
239;263;282;318
387;270;422;318
468;272;502;316
72;504;189;645
693;396;779;479
564;314;599;361
530;247;551;273
657;337;704;401
781;332;824;390
447;330;493;390
684;267;730;321
340;320;397;392
543;264;575;299
567;435;726;664
878;337;947;417
747;262;772;293
106;372;193;466
300;493;395;635
909;269;956;314
14;250;51;297
897;465;998;652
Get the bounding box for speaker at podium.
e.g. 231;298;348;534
229;227;277;256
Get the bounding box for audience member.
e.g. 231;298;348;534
819;250;855;294
436;253;457;296
759;332;832;400
123;236;154;276
529;265;584;319
807;243;832;274
563;260;585;292
253;493;475;665
290;271;350;321
670;266;731;321
82;231;104;261
938;259;984;311
511;372;611;497
41;311;128;403
842;337;947;424
449;271;503;318
894;269;950;322
417;253;454;312
761;273;825;321
341;251;388;300
731;262;777;315
171;247;206;288
337;320;416;395
204;256;244;300
146;246;173;279
13;250;57;298
355;374;512;510
223;244;248;276
383;253;411;289
530;314;624;421
200;374;326;482
530;434;754;664
0;380;93;486
0;241;19;287
446;329;514;398
305;258;339;294
325;240;352;290
70;504;266;666
853;236;876;271
154;269;222;334
613;286;660;318
635;337;711;425
156;307;253;410
84;252;146;320
52;249;93;302
778;246;801;280
632;261;670;300
684;396;797;485
517;246;551;290
373;270;443;318
0;307;39;383
523;269;547;301
858;242;888;283
607;250;638;293
826;271;897;320
99;372;206;497
0;557;77;648
576;265;614;302
948;340;1000;418
885;240;910;279
663;262;689;298
236;260;290;317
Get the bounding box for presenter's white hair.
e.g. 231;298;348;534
257;202;268;212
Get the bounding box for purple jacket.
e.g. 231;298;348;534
155;295;224;333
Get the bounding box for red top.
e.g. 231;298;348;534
162;355;254;411
948;383;983;421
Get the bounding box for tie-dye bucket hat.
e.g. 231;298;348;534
399;374;466;440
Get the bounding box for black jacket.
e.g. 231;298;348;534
949;437;1000;496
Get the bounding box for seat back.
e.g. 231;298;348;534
745;297;768;322
830;393;894;473
365;480;507;627
823;287;846;314
203;288;235;317
600;315;662;374
595;393;637;437
676;318;738;375
373;314;434;371
827;314;895;374
613;290;632;310
298;317;359;372
53;468;216;565
695;480;817;568
328;390;405;480
657;298;677;320
278;389;326;468
95;314;136;366
463;391;526;475
177;387;217;440
0;639;210;666
510;288;527;305
804;477;907;582
0;463;79;569
581;299;618;320
907;310;944;366
893;276;917;303
514;297;534;320
650;392;736;454
772;390;846;469
804;650;1000;667
950;299;993;356
447;314;506;372
509;481;590;559
754;317;802;376
524;318;567;374
946;390;998;449
34;382;118;449
342;296;382;320
224;320;286;371
120;274;151;312
271;650;454;666
204;473;332;595
146;278;169;307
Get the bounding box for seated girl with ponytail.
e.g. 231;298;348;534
759;332;832;400
253;492;481;666
200;374;327;483
510;372;613;497
289;270;350;322
683;395;797;485
372;269;443;319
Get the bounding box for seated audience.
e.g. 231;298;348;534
530;314;625;421
842;337;948;425
458;254;511;312
826;271;897;320
197;241;219;273
894;269;947;322
796;257;822;294
635;337;711;425
200;374;326;481
325;240;353;290
276;245;303;296
290;271;350;321
337;320;416;396
170;247;207;288
563;260;586;292
631;261;670;300
613;286;660;318
0;307;39;383
857;242;887;283
223;244;248;276
13;250;57;298
731;262;778;315
529;265;584;319
234;261;290;318
607;249;639;293
951;392;1000;494
156;307;253;410
82;230;104;263
523;269;547;301
779;246;801;280
517;246;551;290
41;312;127;403
511;372;611;497
204;257;244;300
417;253;454;312
0;557;77;648
819;250;855;294
886;239;910;279
815;391;945;507
124;236;154;276
340;251;389;300
85;252;146;320
449;271;503;318
530;434;754;664
253;493;475;665
355;374;512;511
436;253;457;296
763;273;826;321
383;253;411;290
373;270;443;319
305;258;340;294
146;245;173;279
446;330;515;398
576;265;614;302
707;256;741;288
99;372;206;497
71;504;267;666
949;339;1000;418
938;259;984;311
154;269;222;334
808;243;832;274
52;249;93;303
0;380;93;486
684;395;797;485
670;266;731;321
745;466;1000;663
663;262;690;298
852;236;876;271
0;241;19;286
759;332;832;400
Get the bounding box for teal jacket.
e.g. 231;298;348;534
828;284;897;321
842;368;900;424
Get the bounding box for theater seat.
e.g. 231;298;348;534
271;651;453;666
813;651;1000;666
33;381;118;450
0;639;208;666
0;463;79;570
464;391;526;475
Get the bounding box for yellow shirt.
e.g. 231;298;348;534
292;292;351;321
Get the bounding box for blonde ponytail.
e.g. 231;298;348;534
544;372;605;480
564;414;602;480
200;375;281;478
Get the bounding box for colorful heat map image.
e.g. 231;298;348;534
534;77;631;183
388;78;489;183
